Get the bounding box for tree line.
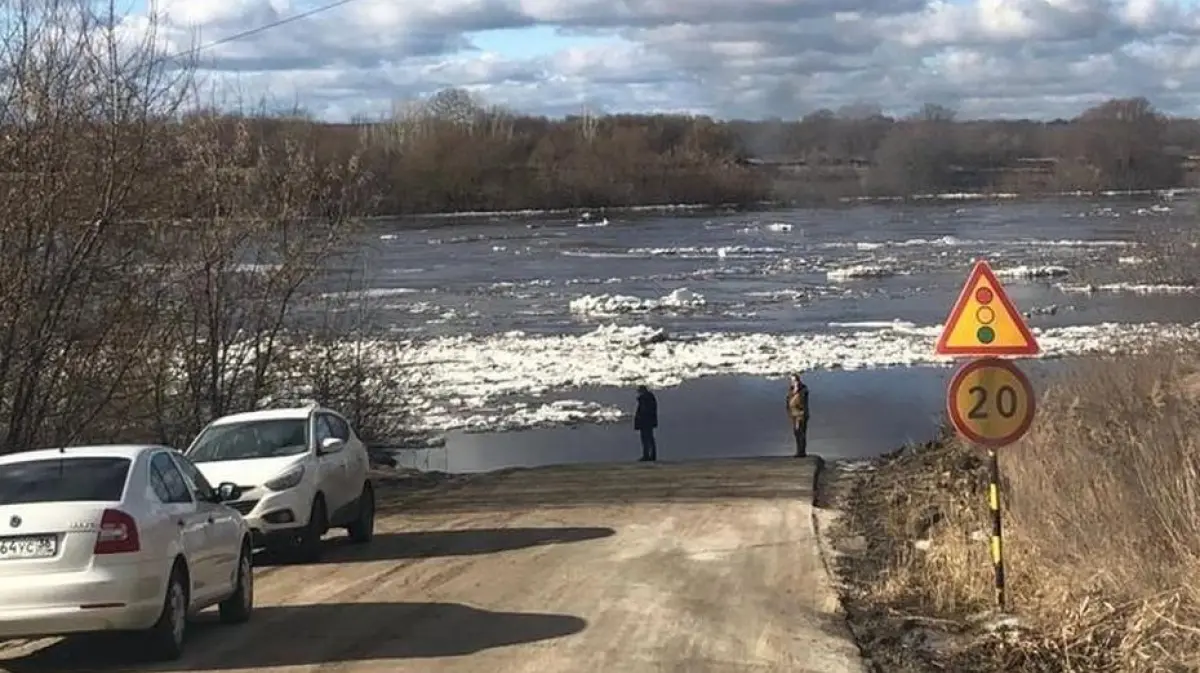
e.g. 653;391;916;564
320;92;1196;212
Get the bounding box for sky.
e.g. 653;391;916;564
116;0;1200;122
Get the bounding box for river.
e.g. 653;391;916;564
295;194;1200;470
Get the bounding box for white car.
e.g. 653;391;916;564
0;444;255;660
184;404;375;561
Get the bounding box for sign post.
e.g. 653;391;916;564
934;260;1040;612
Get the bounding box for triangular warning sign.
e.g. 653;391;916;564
934;260;1040;356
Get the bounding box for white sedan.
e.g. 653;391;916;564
0;444;255;660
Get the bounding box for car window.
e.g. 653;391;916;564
150;453;193;504
326;414;350;441
149;469;172;503
0;457;131;505
187;419;309;463
172;453;217;500
314;415;335;444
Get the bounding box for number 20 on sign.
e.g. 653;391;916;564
946;357;1035;447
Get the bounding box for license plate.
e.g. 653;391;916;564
0;535;57;560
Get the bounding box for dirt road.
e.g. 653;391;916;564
0;458;865;673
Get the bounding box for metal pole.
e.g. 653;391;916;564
987;447;1006;611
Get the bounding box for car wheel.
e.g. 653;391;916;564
296;497;327;562
219;543;254;624
346;482;375;544
146;563;188;660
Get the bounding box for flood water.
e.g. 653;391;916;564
308;196;1200;338
289;194;1200;470
392;359;1074;473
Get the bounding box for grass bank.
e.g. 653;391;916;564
822;351;1200;672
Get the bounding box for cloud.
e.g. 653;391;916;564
116;0;1200;120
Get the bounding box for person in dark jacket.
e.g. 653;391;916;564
634;385;658;462
786;373;809;457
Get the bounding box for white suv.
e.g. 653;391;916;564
183;404;375;561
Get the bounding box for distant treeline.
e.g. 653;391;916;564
196;91;1196;214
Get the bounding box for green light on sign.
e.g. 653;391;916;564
977;326;995;344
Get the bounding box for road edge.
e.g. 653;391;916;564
811;456;875;673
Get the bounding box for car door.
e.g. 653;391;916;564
148;452;215;604
312;413;350;512
171;452;241;595
332;414;368;497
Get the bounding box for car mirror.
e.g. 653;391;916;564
216;482;242;502
319;437;345;455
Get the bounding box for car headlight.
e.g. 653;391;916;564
263;465;305;492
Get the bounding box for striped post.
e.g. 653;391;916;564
987;447;1006;611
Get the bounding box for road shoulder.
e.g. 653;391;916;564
814;447;1030;673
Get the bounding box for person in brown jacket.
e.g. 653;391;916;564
786;373;809;457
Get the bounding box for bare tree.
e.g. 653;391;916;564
912;103;957;123
1071;97;1180;190
0;0;192;450
138;101;371;445
423;87;480;127
0;0;381;452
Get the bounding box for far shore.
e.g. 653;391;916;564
370;185;1196;224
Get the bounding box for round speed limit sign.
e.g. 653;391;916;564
946;357;1036;447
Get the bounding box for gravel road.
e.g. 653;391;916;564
0;458;865;673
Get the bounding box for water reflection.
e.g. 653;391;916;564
393;361;1071;474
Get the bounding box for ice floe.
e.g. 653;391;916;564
569;288;706;316
1057;282;1199;295
456;399;624;433
994;265;1070;279
826;264;896;281
321;287;421;300
330;320;1200;438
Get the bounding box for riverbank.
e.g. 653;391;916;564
818;351;1200;672
361;185;1197;223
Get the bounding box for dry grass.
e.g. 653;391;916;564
840;351;1200;672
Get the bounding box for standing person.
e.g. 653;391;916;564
786;373;809;458
634;384;658;462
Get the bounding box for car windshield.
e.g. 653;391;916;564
0;457;131;505
187;419;309;463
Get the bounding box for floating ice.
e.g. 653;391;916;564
826;264;896;281
232;263;279;274
569;288;706;316
627;245;783;259
994;265;1070;279
766;222;793;232
1057;282;1199;295
336;320;1200;437
457;399;624;433
828;319;920;331
1025;305;1067;317
746;289;808;302
320;287;421;300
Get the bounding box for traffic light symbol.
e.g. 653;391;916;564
974;287;995;344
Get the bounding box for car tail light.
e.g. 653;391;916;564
94;509;140;554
